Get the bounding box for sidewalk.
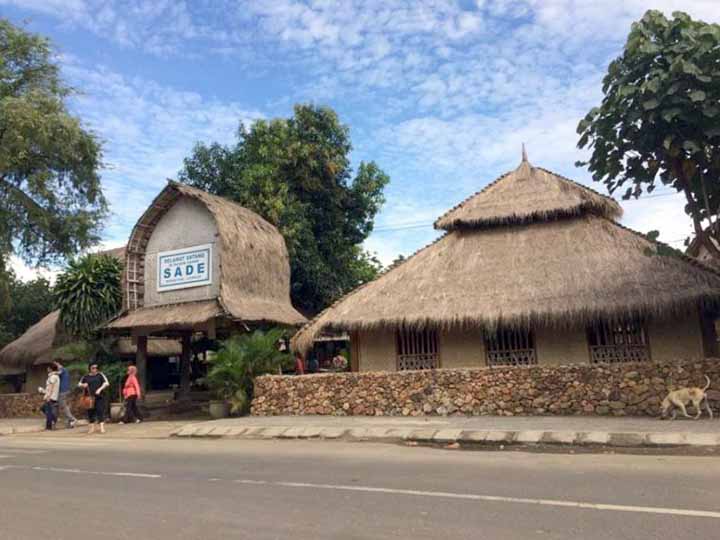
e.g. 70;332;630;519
172;415;720;448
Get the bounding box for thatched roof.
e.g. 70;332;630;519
108;181;305;331
107;299;223;331
435;159;622;230
0;308;183;368
114;337;182;358
293;159;720;354
0;311;63;368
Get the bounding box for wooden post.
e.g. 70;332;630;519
350;332;360;372
179;332;192;401
136;335;148;394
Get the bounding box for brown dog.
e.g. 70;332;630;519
660;375;713;420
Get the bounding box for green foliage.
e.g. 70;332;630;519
577;10;720;258
54;254;122;339
101;361;128;402
0;19;107;271
0;269;53;349
178;104;389;314
205;329;287;414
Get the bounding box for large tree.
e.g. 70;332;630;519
577;10;720;259
179;104;389;314
0;270;53;349
0;19;107;275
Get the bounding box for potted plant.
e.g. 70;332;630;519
102;361;128;422
205;328;287;418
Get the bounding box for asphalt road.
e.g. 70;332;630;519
1;436;719;539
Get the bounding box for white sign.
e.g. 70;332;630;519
157;244;212;292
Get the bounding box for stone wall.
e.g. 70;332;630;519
0;393;44;418
0;392;84;419
251;358;720;417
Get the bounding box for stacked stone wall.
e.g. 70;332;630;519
251;359;720;417
0;392;84;418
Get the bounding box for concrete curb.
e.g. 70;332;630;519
171;425;720;448
0;425;45;436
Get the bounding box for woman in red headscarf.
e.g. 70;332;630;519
120;365;143;424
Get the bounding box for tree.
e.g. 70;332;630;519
577;10;720;259
53;253;122;339
178;104;389;313
0;270;53;349
0;19;107;273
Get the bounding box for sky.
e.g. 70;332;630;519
3;0;718;281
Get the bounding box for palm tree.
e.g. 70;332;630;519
54;253;122;339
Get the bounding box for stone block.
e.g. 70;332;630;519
279;426;305;438
319;428;347;439
261;427;289;438
485;431;514;443
578;431;610;445
684;433;720;446
645;432;686;446
432;429;463;442
608;432;646;447
459;430;488;443
408;429;438;441
515;430;544;443
541;431;578;445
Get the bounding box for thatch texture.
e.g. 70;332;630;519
112;181;305;331
293;161;720;354
0;311;62;368
107;299;223;330
435;161;622;230
114;337;182;357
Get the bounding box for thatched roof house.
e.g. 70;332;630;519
107;181;304;333
293;157;720;371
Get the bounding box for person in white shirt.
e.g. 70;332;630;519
38;365;60;430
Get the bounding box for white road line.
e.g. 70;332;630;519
234;479;720;520
30;466;161;479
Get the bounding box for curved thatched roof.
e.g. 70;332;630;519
0;311;63;368
293;160;720;354
435;160;622;231
0;308;183;369
109;181;305;330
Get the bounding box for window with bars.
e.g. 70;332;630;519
587;318;650;364
485;327;537;367
396;328;439;371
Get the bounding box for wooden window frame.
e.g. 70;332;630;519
395;328;440;371
587;318;651;364
485;327;537;367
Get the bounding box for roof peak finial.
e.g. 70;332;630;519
521;143;528;163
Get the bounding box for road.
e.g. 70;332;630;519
1;435;719;539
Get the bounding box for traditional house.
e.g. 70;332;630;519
293;156;720;371
105;181;305;395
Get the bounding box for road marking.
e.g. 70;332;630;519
30;466;161;479
234;479;720;520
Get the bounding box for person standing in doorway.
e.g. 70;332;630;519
39;365;60;430
53;360;77;428
120;365;143;424
79;363;109;434
294;352;305;375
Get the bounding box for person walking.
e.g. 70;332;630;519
120;365;143;424
78;363;110;434
39;365;60;430
53;360;77;428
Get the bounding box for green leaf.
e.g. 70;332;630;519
642;98;660;110
689;90;706;102
661;108;682;122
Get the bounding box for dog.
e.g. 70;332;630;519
660;375;713;420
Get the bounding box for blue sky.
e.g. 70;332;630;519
3;0;718;280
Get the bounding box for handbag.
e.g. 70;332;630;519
79;390;95;410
